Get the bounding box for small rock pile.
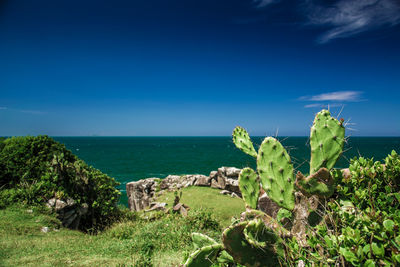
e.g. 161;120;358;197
46;198;88;229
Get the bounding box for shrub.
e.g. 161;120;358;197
285;151;400;266
0;135;121;231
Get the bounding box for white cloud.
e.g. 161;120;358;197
253;0;278;8
305;0;400;43
19;110;46;115
301;91;363;102
304;103;344;108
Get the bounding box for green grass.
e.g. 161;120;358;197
156;186;245;227
0;187;244;266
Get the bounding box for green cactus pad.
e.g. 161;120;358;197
310;109;345;174
191;233;218;250
216;250;234;264
239;168;260;209
243;219;279;248
257;137;295;210
184;244;223;267
295;168;335;197
232;126;257;158
222;221;280;266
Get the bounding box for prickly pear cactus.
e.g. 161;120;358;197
296;168;335;197
310;109;345;174
222;221;281;266
243;218;278;248
257;137;295;210
232;126;257;158
184;244;223;267
239;168;260;209
191;233;218;250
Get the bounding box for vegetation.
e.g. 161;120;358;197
0;186;244;266
185;110;400;266
156;186;245;227
1;110;399;266
0;135;121;231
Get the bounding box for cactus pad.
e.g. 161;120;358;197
191;233;218;250
310;109;345;174
184;244;223;267
257;137;295;210
243;219;279;248
239;168;260;209
232;126;257;158
295;168;335;197
222;221;280;266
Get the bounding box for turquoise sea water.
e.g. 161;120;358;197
54;137;400;205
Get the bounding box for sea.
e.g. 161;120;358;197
53;137;400;206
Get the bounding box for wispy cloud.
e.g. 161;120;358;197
305;0;400;43
0;107;46;114
253;0;279;8
19;110;46;115
249;0;400;43
304;103;343;108
300;91;364;102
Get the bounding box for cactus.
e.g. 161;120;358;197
191;233;218;249
243;218;279;248
222;221;281;266
232;126;257;158
238;168;259;209
186;109;346;266
310;109;345;174
184;243;223;267
295;168;335;197
257;137;295;211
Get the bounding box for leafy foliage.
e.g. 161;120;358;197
284;151;400;266
0;135;121;230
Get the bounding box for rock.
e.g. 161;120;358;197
55;199;68;211
146;202;167;212
342;168;351;180
126;178;159;211
211;179;220;189
230;192;240;198
46;197;88;230
225;178;240;195
194;175;211;186
225;167;241;178
257;193;281;218
41;227;50;233
219;190;231;195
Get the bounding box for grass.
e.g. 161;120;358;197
0;187;245;266
156;186;245;227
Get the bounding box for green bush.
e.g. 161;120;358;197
285;151;400;266
0;135;121;231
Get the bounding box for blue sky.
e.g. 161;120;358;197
1;0;399;136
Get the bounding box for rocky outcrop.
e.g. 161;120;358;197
210;167;241;195
46;197;88;229
126;178;159;211
126;167;242;211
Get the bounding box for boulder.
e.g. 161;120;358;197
194;175;211;186
126;178;159;211
46;197;88;229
